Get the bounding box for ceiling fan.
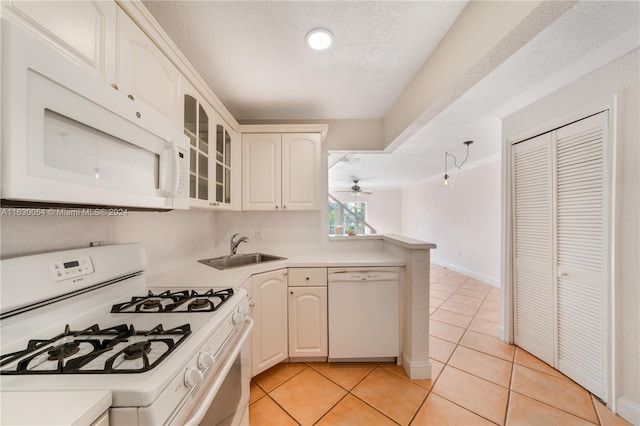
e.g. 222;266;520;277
336;180;373;197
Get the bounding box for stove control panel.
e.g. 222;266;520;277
49;256;94;282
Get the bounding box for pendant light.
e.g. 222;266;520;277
443;141;473;187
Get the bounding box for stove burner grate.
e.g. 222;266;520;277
110;288;234;313
123;341;152;360
0;323;191;375
47;342;81;360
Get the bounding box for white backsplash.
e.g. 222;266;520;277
0;209;217;282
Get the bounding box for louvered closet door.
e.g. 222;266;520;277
512;133;555;366
555;112;608;401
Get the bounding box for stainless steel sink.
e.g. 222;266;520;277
198;253;286;270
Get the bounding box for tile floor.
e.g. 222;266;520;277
249;265;631;426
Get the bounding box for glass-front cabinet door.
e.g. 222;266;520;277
181;75;237;210
183;93;211;208
214;123;232;207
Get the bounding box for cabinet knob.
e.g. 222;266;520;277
305;277;310;280
111;83;119;90
283;205;287;209
290;291;294;295
275;205;279;209
128;94;135;101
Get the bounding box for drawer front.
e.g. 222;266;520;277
288;268;327;287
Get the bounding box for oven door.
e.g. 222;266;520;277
183;318;253;426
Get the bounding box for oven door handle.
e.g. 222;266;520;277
183;317;253;426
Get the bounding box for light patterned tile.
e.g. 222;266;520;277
253;362;307;392
250;380;266;404
430;297;445;308
316;394;397;426
449;346;512;388
475;307;501;322
412;393;496;426
454;288;489;300
310;362;376;391
481;300;501;312
468;317;500;337
592;395;632;426
433;366;509;425
430;358;445;381
249;396;298;426
270;368;346;425
448;294;484;307
459;330;515;361
380;363;433;390
352;367;428;425
439;300;480;317
429;335;457;363
430;309;473;328
506;392;597;426
511;365;598;424
430;320;466;344
430;289;453;300
513;347;569;380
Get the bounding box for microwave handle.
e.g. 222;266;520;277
161;141;179;197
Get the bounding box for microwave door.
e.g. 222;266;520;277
2;18;189;209
16;68;181;209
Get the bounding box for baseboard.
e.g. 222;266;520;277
431;257;500;288
616;396;640;426
401;351;431;380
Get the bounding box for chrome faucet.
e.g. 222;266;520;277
230;233;249;256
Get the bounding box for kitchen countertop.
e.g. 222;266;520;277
1;391;111;425
149;250;407;288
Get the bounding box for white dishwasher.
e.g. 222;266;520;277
328;267;400;361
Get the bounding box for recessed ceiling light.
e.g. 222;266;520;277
306;28;333;50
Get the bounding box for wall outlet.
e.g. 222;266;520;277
255;228;264;240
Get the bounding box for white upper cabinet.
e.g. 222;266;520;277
212;118;238;210
282;134;322;210
242;134;282;211
180;77;213;209
116;7;180;128
3;0;117;82
242;133;321;211
181;77;239;210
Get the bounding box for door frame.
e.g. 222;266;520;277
501;96;618;408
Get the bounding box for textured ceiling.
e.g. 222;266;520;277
328;0;640;190
144;1;639;190
143;1;467;120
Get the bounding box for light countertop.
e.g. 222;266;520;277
148;250;407;288
1;391;111;425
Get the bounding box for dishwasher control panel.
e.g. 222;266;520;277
328;268;399;282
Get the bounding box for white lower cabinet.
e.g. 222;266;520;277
288;286;327;359
250;269;288;377
288;268;328;359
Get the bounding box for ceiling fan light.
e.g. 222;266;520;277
306;28;333;50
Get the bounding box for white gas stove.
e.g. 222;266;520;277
0;243;252;425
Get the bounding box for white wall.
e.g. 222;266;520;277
502;49;639;422
401;157;501;286
0;209;217;282
332;190;402;235
213;210;386;256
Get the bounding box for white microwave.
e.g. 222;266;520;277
1;19;189;210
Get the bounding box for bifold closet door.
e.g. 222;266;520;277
513;111;608;402
513;133;555;366
555;112;608;401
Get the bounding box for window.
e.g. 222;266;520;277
328;201;367;235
